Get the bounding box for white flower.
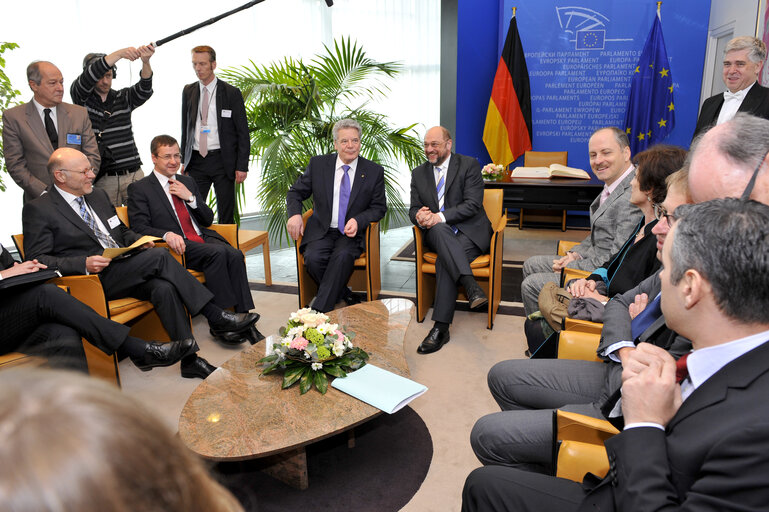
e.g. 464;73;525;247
332;340;345;357
287;326;304;338
316;322;338;335
280;336;292;347
311;362;323;371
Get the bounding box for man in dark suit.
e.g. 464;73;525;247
463;198;769;511
0;243;195;372
409;126;492;354
22;148;258;379
286;118;386;313
2;61;100;202
127;135;257;342
470;174;692;472
181;45;250;224
693;36;769;139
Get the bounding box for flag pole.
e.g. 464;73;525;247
657;1;662;20
513;7;517;17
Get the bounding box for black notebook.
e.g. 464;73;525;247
0;269;62;291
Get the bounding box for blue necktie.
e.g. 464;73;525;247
76;197;119;248
630;294;662;340
338;165;351;234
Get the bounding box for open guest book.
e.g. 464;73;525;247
330;363;428;414
511;163;590;179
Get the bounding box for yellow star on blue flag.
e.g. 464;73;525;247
623;13;675;154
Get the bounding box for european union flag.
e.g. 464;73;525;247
623;13;675;154
576;30;605;50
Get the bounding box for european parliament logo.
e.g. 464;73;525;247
576;30;605;50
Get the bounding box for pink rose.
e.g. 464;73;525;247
290;336;309;350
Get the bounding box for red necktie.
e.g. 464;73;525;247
675;353;690;383
172;195;204;243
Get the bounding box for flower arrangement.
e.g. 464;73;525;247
481;163;506;180
258;308;369;394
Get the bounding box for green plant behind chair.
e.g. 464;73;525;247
219;37;424;244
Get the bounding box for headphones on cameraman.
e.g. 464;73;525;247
82;53;117;78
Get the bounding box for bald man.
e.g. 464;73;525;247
2;61;100;202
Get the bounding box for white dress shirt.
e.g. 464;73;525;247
55;185;114;249
331;156;357;229
716;81;756;126
193;78;220;151
152;171;202;238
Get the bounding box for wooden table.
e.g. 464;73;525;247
178;299;415;489
484;176;602;231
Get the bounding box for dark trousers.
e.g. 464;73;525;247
185;236;254;312
302;229;362;312
186;150;236;224
423;223;483;324
462;465;584;512
99;247;213;340
1;283;130;370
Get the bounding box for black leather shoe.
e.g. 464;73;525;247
180;355;217;379
209;328;249;346
246;325;266;345
417;327;450;354
130;338;197;372
343;293;362;306
209;311;260;335
467;286;488;310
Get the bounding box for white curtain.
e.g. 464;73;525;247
0;0;440;245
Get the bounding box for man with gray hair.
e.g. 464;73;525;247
693;36;769;139
286;118;386;312
2;61;100;202
463;198;769;511
689;112;769;204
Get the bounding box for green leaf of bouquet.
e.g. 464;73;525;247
282;365;305;388
261;362;280;375
314;370;329;394
257;354;277;364
323;365;347;378
299;368;313;394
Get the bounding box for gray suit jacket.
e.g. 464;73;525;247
568;169;642;271
2;100;100;201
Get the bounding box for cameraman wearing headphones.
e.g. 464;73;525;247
70;46;154;206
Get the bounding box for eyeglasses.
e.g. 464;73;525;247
740;149;769;200
61;167;96;176
156;153;182;161
652;203;676;227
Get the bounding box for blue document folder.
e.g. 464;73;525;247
330;364;428;414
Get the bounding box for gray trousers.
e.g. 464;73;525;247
95;169;145;207
521;254;594;315
470;358;615;474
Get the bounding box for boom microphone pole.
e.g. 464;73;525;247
151;0;333;48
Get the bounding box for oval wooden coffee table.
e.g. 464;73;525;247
178;298;415;489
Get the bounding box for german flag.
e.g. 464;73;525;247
483;14;532;166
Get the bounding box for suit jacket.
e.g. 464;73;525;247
2;100;100;200
181;78;250;178
126;172;227;244
286;153;387;251
568;170;642;271
692;82;769;139
1;245;16;269
581;339;769;511
22;187;142;275
409;153;492;252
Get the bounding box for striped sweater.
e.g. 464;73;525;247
70;57;153;178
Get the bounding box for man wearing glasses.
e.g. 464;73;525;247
21;147;261;379
409;126;492;354
127;135;258;344
3;61;100;203
286;118;386;313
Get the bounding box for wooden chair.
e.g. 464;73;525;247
413;189;506;329
521;151;569;230
13;233;177;386
295;209;381;309
557;330;601;361
553;410;618;482
115;206;272;286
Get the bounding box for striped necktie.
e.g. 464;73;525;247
436;166;446;211
75;197;119;248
